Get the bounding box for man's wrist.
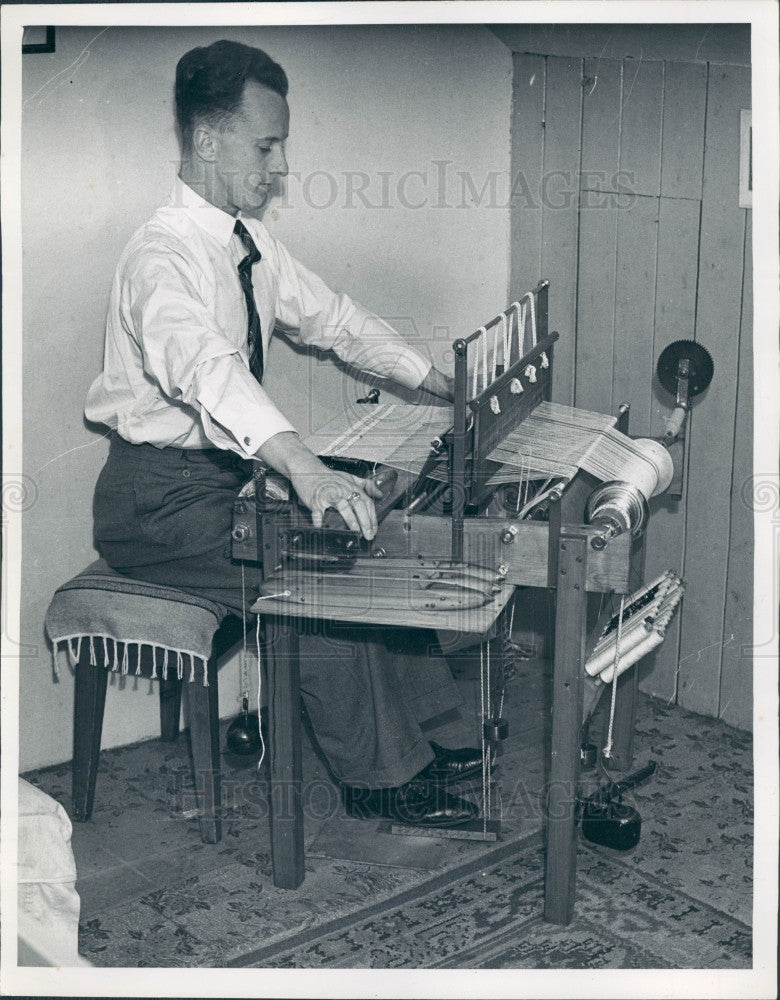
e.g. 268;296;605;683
254;430;320;479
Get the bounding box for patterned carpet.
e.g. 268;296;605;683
21;660;753;969
237;835;751;969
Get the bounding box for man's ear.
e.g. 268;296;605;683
192;125;219;163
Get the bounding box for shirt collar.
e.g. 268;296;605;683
168;176;237;247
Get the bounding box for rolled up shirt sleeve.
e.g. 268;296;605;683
273;242;432;390
125;247;295;457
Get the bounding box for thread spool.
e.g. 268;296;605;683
585;618;654;676
628;438;674;497
585;481;649;549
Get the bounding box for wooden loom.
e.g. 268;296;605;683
232;280;675;925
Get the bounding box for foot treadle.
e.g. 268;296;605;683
387;818;501;841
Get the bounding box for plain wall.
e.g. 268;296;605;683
19;24;511;770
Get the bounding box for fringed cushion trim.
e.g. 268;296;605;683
51;635;209;685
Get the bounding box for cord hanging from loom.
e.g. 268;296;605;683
481;326;489;395
486;638;492;821
519;290;537;349
227;563;269;768
508;301;521;366
471;325;487;399
602;593;626;761
240;562;250;710
479;641;488;835
507;307;514;367
254;615;266;770
500;597;515;711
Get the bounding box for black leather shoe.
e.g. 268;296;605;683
416;741;484;786
343;778;478;827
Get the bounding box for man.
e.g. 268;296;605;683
86;39;481;827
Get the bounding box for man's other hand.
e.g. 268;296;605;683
294;463;383;538
255;432;382;539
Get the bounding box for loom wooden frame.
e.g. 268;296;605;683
248;461;640;922
243;361;641;925
71;287;642;927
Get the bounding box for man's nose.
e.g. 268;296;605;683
271;146;288;177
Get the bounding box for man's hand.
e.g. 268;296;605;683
255;432;382;539
418;366;454;402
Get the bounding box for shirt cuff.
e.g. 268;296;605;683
195;355;297;458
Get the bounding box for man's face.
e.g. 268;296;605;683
212;81;289;216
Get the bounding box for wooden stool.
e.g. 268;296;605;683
71;618;245;843
45;561;246;845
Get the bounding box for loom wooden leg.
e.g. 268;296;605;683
185;655;222;844
159;675;182;742
544;530;588;925
72;648;109;822
263;614;304;889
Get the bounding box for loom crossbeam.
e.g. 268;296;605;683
370;512;631;592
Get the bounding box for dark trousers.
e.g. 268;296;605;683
93;433;433;786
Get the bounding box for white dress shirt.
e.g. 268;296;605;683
85;178;431;458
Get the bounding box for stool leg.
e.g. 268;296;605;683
72;646;109;822
264;614;304;889
185;654;221;844
159;675;182;742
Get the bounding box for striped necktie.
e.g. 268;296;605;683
233;219;264;383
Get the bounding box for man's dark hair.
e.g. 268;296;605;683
175;40;288;151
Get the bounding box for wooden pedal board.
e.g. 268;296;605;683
387;818;501;841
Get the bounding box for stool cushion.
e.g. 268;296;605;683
45;559;230;685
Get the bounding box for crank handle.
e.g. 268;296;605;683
664;404;688;442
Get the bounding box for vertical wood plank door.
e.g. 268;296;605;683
677;63;751;721
718;213;753;730
642;62;707;703
510;50;753;728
